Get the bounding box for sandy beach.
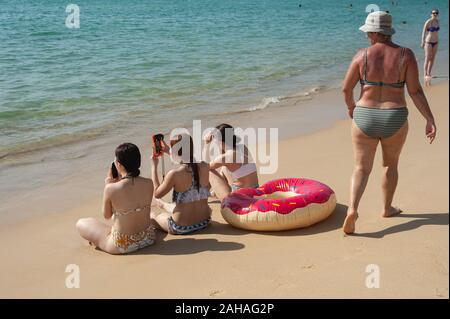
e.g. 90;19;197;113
0;79;447;299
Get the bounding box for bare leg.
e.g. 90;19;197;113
151;211;171;233
76;218;119;254
424;44;433;77
153;198;175;214
428;43;438;77
380;121;408;217
343;122;378;234
209;168;232;201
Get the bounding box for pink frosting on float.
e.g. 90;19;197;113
221;178;335;215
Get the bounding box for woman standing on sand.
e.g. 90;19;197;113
422;9;440;81
76;143;156;254
341;11;436;234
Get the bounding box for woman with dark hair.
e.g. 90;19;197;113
151;133;211;235
76;143;156;254
422;8;440;82
203;123;259;201
342;11;436;234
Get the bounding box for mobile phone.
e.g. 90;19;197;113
152;134;164;157
111;162;119;179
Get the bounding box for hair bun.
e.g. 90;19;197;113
130;169;140;177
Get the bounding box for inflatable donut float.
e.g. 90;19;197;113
221;178;337;231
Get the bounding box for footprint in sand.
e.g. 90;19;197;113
435;288;448;298
209;289;223;297
300;264;315;270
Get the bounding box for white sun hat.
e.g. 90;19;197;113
359;11;396;35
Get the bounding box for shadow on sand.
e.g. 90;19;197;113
132;230;245;256
352;212;449;238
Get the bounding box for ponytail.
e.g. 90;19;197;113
172;134;199;190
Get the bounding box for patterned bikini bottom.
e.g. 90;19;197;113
167;217;211;235
111;225;156;254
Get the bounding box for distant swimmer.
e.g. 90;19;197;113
299;4;302;7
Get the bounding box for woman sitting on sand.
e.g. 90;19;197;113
76;143;156;254
203;123;259;201
341;11;436;234
152;133;212;234
421;8;440;83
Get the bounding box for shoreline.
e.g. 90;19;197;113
0;80;447;298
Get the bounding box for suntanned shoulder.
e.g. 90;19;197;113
104;181;119;194
404;48;416;63
173;165;186;173
353;48;365;62
141;176;154;186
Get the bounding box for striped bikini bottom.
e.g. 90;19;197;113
353;106;408;139
168;217;211;235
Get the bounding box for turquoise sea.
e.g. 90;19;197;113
0;0;448;160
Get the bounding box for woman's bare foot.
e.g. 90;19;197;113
343;210;359;235
382;206;402;218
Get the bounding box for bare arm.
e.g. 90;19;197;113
151;156;164;191
208;152;229;171
102;166;119;219
421;20;430;47
151;155;176;198
153;170;175;199
102;185;113;219
342;49;363;118
405;49;436;143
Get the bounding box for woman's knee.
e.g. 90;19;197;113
382;163;399;174
76;218;87;233
76;217;95;236
354;164;372;176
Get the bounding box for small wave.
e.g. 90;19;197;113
248;96;281;112
286;86;325;99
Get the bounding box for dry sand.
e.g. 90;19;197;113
0;81;448;299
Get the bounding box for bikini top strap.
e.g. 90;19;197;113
114;204;151;216
398;47;405;83
363;48;368;81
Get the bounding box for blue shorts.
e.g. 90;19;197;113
168;217;210;235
